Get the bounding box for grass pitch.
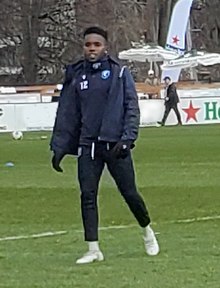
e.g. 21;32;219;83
0;125;220;288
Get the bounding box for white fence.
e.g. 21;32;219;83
1;88;220;132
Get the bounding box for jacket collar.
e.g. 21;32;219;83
70;55;120;68
65;55;121;83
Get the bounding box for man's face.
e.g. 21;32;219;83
165;78;171;85
84;34;107;62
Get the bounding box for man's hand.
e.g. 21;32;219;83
112;140;134;159
52;151;65;172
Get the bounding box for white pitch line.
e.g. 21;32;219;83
0;215;219;242
170;215;220;224
75;215;220;233
75;224;137;233
0;231;67;242
76;225;159;234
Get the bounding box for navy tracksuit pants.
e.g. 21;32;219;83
162;103;182;125
77;142;150;241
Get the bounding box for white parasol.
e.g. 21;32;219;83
161;50;220;70
119;43;179;70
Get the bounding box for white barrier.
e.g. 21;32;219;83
0;103;57;132
1;93;220;132
140;97;220;126
0;93;42;104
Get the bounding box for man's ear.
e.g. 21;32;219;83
105;42;108;54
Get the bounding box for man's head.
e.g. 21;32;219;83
163;76;171;85
148;70;154;78
83;26;108;62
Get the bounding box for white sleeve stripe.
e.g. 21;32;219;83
119;66;127;78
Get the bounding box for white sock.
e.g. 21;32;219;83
88;241;100;251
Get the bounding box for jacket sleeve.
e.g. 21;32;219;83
168;84;176;97
121;67;140;142
168;84;179;103
50;65;81;155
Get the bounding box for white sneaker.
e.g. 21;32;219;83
144;226;160;256
76;250;104;264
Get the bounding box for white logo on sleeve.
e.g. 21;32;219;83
101;70;110;79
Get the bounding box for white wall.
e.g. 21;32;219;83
1;88;220;132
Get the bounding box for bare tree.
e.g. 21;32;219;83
0;0;77;84
191;0;220;52
0;0;219;84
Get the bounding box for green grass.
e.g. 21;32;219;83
0;126;220;288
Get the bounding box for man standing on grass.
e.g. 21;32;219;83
50;26;159;264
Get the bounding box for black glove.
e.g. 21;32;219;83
112;140;134;159
52;151;65;172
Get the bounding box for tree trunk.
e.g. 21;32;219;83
158;0;174;46
20;0;41;84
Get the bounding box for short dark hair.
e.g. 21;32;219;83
163;76;171;81
83;26;108;41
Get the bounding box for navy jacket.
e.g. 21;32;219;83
50;56;140;156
